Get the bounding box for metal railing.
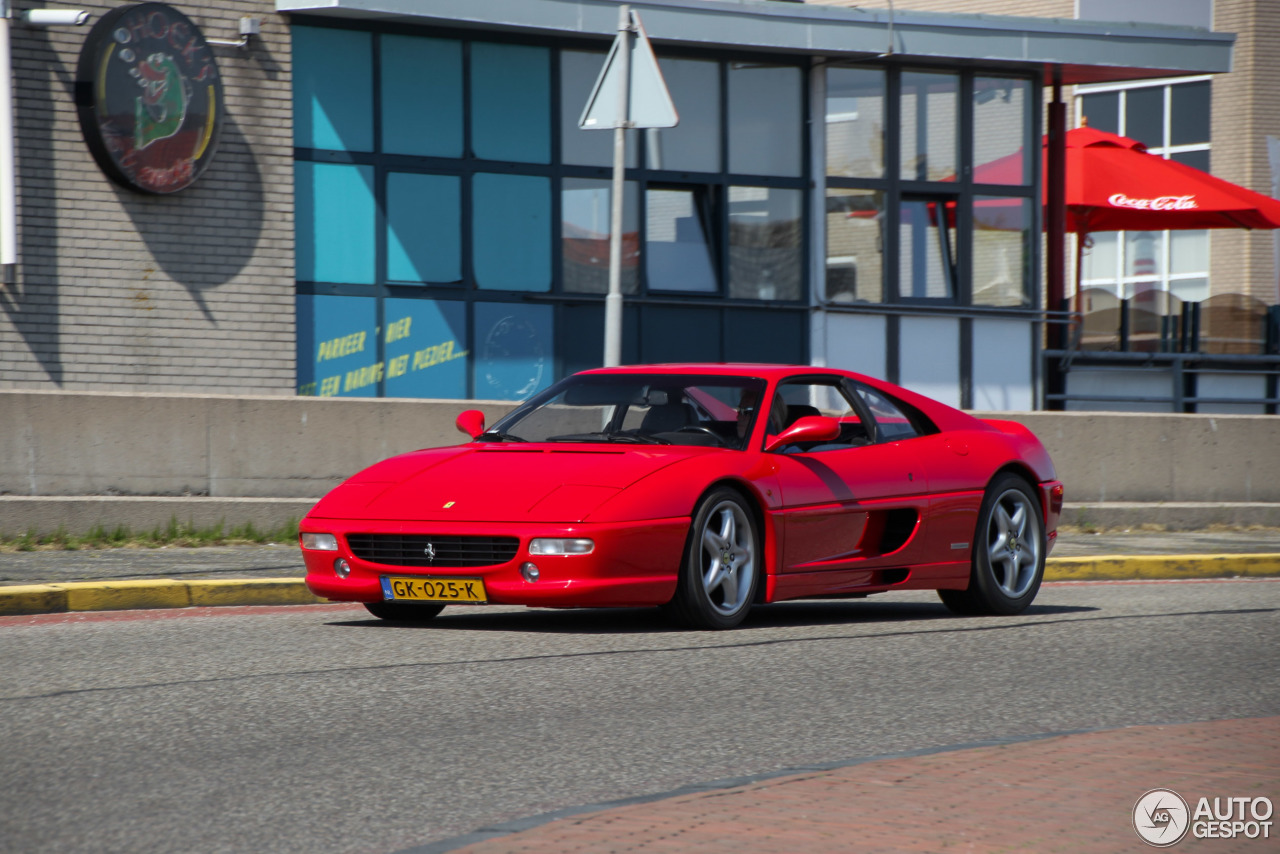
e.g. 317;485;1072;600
1044;294;1280;413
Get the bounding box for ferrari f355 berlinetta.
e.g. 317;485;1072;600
300;365;1063;629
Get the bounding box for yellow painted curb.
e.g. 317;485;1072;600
55;579;192;611
187;579;325;607
2;556;1279;617
1046;553;1280;582
0;584;69;615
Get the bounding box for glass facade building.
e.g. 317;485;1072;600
293;23;812;402
278;1;1234;410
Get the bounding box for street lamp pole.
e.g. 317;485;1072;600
603;5;632;368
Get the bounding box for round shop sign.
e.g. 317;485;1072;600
75;3;224;194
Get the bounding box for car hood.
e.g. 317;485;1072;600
307;444;708;523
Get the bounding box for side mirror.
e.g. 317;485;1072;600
455;409;485;439
763;415;841;453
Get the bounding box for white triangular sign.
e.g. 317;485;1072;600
579;13;678;130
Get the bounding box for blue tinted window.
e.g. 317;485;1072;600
381;35;463;158
295;162;376;284
728;64;801;177
296;294;379;397
471;42;550;163
473;303;553;400
384;298;468;399
473;173;551;291
292;27;373;152
387;173;461;284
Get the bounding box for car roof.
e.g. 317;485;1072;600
573;363;989;434
577;363;852;381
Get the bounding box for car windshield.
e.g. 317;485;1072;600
479;374;768;450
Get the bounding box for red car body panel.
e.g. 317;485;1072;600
300;364;1062;611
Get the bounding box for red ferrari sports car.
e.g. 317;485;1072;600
300;364;1063;629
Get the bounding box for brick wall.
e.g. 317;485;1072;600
0;1;296;393
1211;1;1280;304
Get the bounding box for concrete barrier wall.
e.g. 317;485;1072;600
976;411;1280;504
0;390;1276;503
0;391;518;499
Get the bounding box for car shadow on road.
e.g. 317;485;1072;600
327;600;1098;635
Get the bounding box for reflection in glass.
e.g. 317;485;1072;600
728;64;802;177
1081;232;1118;283
972;196;1031;307
646;58;720;173
646;187;717;292
1170;229;1209;274
1077;287;1122;351
1125;230;1163;279
826;67;885;178
825;189;883;303
899;198;955;299
560;50;637;168
1168;277;1209;302
900;72;958;182
728;187;802;300
973;77;1031;186
562;178;639;295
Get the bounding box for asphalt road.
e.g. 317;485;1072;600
3;527;1280;586
1;580;1277;854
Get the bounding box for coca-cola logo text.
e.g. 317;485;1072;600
1108;193;1199;211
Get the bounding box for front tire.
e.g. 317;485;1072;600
665;488;761;630
363;601;446;622
938;473;1045;616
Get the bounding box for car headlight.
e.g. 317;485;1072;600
528;538;594;556
301;532;339;551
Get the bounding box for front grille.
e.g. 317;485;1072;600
346;534;520;568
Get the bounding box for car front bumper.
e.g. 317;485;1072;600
299;516;690;608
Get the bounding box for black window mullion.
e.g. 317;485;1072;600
956;72;973;307
884;68;902;303
371;33;388;395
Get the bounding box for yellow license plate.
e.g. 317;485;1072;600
381;576;487;604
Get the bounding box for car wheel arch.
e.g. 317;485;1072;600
693;478;771;604
987;462;1041;502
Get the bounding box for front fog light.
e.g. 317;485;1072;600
334;558;351;579
302;532;338;551
520;562;540;582
528;538;594;556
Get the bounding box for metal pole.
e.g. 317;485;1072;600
603;5;631;367
0;3;17;271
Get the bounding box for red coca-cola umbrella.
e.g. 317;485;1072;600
973;126;1280;232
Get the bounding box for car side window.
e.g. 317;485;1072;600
772;380;873;452
854;386;922;441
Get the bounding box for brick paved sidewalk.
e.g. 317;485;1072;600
438;718;1278;854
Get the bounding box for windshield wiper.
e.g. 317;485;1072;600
604;431;670;445
477;430;528;443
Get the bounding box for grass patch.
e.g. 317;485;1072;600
0;518;300;552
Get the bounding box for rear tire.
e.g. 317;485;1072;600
938;473;1045;616
664;488;761;630
363;601;446;622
